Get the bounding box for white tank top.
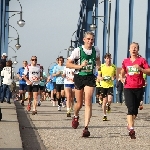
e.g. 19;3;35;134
63;67;75;84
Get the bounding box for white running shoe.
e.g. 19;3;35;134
58;106;61;111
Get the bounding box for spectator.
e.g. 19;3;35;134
116;74;124;104
0;53;8;100
1;60;14;104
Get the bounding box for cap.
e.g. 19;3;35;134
2;53;7;56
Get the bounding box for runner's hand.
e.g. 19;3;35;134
120;76;125;84
81;60;88;68
56;71;61;75
27;80;32;85
111;76;115;81
133;64;142;71
98;77;103;81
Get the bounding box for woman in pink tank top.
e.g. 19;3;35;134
120;42;149;139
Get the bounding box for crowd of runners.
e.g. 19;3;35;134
0;31;149;139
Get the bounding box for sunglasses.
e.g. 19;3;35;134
31;59;37;61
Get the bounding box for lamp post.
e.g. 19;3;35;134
68;29;85;57
8;25;21;50
6;0;25;27
90;0;111;53
9;46;16;53
12;56;18;65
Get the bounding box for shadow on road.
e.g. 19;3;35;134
14;101;46;150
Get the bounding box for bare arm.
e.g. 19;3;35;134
140;68;150;76
96;57;101;70
120;68;125;77
133;64;150;75
66;59;84;69
120;68;126;83
52;72;60;77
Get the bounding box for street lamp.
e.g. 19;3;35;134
68;29;85;57
12;56;18;65
8;25;21;50
6;0;25;27
90;0;111;53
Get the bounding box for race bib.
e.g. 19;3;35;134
127;66;140;75
82;64;92;72
103;76;111;81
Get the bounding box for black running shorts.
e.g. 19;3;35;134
56;84;64;92
124;88;143;116
96;87;102;95
27;85;39;92
101;87;113;98
74;74;96;90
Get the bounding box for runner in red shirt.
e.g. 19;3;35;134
120;42;149;139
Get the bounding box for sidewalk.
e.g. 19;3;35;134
0;100;23;150
24;101;150;150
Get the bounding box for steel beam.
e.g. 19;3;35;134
145;0;150;104
113;0;119;103
127;0;134;57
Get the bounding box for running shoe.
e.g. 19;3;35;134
35;110;37;114
99;99;103;107
139;105;143;110
38;101;41;106
82;127;90;137
103;116;107;121
67;112;71;117
58;106;61;111
129;129;136;139
32;111;36;115
107;105;111;113
27;103;31;111
62;102;66;108
72;116;79;129
21;101;25;106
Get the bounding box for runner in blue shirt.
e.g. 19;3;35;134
53;56;65;111
17;61;28;106
49;58;58;106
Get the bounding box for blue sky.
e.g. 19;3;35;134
9;0;81;73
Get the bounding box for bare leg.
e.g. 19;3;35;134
84;86;94;127
74;89;83;116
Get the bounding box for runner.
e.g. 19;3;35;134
120;42;149;139
17;61;28;106
37;66;46;106
45;75;54;102
52;56;65;111
66;31;100;137
49;58;58;106
99;53;116;121
23;56;42;115
62;66;75;117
